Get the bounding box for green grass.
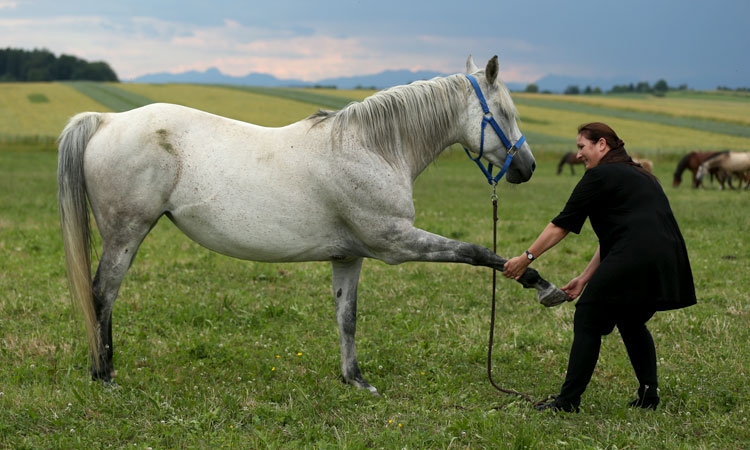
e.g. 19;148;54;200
1;148;748;448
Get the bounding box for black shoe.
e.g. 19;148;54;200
628;384;660;410
534;397;580;413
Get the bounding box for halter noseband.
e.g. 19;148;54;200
463;74;526;185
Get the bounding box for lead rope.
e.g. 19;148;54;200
487;185;554;406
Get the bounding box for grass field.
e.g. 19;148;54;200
1;148;748;448
0;82;749;448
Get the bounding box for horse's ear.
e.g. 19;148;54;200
466;55;480;74
486;55;499;85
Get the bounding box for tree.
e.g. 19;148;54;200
73;62;118;81
653;79;669;93
524;83;539;93
635;81;651;93
53;54;83;80
564;85;580;95
0;47;118;81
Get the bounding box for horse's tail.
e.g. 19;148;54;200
57;112;103;371
556;152;570;174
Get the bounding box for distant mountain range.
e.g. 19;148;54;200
127;67;715;92
127;67;460;90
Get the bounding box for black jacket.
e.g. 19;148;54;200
552;163;696;311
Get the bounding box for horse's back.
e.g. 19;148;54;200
82;103;361;262
727;151;750;170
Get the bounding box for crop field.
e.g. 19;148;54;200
0;83;110;147
2;81;750;157
515;91;750;126
0;82;749;448
116;83;330;127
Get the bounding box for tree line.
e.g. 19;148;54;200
524;79;688;96
0;48;118;82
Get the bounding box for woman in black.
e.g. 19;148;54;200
503;122;696;412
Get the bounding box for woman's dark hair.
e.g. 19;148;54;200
577;122;657;180
577;122;624;153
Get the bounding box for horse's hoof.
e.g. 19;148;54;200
343;375;380;396
538;286;569;307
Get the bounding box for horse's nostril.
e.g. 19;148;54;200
531;162;536;172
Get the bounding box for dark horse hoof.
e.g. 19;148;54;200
538;285;570;307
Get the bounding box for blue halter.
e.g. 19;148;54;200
463;74;526;185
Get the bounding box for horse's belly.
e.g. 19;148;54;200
166;197;352;262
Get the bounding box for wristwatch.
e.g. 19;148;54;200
525;250;535;261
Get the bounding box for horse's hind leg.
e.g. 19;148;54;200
91;220;156;382
331;258;379;396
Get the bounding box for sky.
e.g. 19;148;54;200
1;0;749;89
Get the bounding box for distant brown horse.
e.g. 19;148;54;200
557;151;584;175
673;151;723;188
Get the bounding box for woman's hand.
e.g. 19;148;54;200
502;255;531;280
561;276;587;300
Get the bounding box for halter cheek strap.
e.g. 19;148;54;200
463;74;526;185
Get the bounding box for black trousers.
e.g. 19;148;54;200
557;301;657;407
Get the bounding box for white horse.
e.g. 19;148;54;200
696;151;750;190
58;55;567;394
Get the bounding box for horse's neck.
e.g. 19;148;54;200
404;121;462;178
708;155;727;169
366;80;466;178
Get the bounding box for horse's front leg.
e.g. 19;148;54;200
331;258;379;396
376;227;569;307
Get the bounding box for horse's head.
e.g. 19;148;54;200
461;55;535;184
695;162;708;181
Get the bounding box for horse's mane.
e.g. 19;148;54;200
310;73;518;170
704;150;729;162
703;150;729;167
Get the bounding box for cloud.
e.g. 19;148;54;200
0;12;545;82
0;1;18;10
